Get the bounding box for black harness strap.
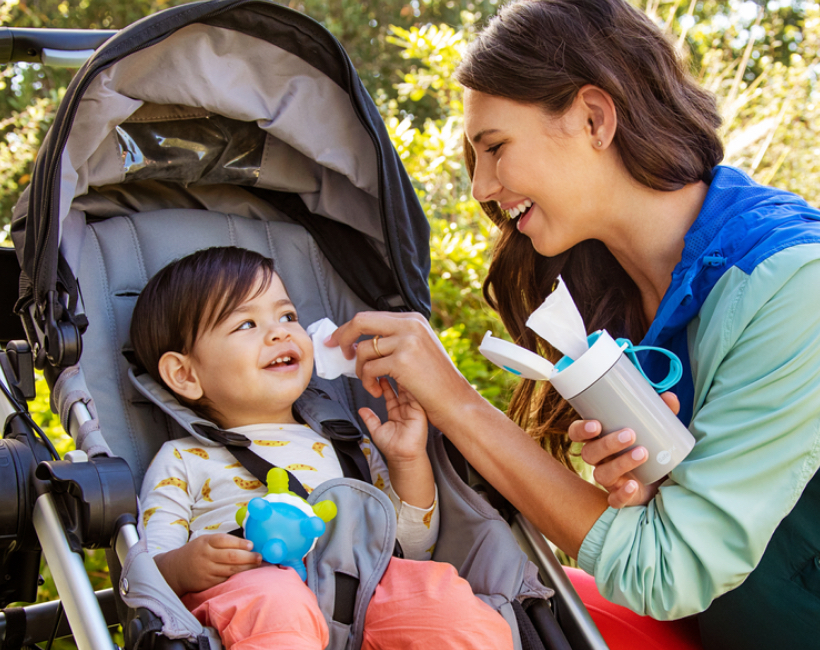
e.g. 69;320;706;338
193;424;309;499
322;422;372;485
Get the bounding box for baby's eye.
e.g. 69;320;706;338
235;320;256;331
279;312;298;323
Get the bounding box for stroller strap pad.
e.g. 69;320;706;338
50;363;112;459
121;510;220;649
307;478;396;650
129;369;220;447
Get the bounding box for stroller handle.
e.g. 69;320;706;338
0;27;117;66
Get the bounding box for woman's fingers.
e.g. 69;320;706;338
607;480;643;509
592;445;647;489
568;419;601;442
327;311;427;359
660;391;680;415
578;427;636;467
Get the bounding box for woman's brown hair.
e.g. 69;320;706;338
130;246;275;425
456;0;723;470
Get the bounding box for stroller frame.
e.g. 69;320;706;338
0;2;609;648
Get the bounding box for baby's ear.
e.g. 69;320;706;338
158;352;204;401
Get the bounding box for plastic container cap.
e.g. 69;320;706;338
478;332;555;381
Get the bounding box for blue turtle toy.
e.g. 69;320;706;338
236;467;337;581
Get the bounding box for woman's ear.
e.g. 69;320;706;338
158;352;204;401
577;84;617;149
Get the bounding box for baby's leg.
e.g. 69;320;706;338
182;564;328;650
361;558;514;650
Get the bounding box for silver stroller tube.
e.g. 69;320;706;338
33;490;117;650
513;514;610;650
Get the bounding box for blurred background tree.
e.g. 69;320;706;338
3;0;820;644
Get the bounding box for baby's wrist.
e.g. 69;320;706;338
384;451;429;472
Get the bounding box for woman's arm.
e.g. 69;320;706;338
329;313;609;557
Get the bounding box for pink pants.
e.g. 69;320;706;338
564;567;704;650
183;559;514;650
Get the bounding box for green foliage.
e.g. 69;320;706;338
381;21;516;408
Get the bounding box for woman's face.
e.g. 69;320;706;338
464;89;605;257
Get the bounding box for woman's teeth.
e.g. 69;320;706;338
508;199;532;219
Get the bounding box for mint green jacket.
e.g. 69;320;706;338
578;243;820;621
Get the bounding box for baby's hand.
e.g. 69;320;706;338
359;377;435;510
359;377;428;465
568;392;679;509
155;533;262;596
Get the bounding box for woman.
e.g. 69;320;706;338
329;1;820;648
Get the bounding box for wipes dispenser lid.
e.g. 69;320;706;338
549;330;627;400
478;332;556;381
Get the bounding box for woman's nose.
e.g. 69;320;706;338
471;159;501;203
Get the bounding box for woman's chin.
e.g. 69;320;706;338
528;236;568;259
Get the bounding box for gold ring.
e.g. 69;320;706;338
372;335;383;359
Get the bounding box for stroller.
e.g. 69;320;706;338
0;1;610;648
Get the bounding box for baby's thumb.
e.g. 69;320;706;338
358;407;382;436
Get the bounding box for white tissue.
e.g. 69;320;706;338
306;318;358;380
525;276;589;360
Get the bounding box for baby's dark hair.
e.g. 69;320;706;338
130;247;275;416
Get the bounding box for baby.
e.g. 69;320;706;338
131;247;512;650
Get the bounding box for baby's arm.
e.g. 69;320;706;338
359;377;434;509
155;534;261;596
140;441;261;596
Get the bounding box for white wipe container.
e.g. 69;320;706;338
479;327;696;484
549;330;695;484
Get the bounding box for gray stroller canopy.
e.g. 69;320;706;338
11;0;431;371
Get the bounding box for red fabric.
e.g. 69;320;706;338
183;559;513;650
564;567;704;650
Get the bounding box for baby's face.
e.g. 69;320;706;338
187;272;314;428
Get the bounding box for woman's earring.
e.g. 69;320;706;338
596;140;603;147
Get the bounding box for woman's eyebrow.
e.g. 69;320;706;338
471;128;500;145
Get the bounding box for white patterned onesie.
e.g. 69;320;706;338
140;422;439;561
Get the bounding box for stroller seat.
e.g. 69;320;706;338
5;1;608;648
71;207;550;649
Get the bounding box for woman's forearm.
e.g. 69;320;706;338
433;385;609;558
328;312;609;555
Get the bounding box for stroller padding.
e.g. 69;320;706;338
76;209;377;486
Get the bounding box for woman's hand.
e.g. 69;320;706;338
154;533;262;596
568;392;680;509
327;312;475;430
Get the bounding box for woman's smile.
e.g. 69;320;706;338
516;203;535;231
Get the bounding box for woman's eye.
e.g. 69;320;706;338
235;320;255;331
279;312;297;323
486;143;502;155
